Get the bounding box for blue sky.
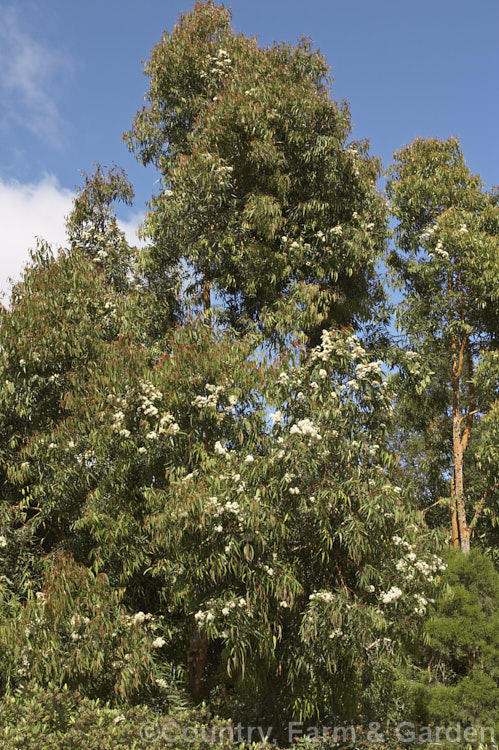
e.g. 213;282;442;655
1;0;497;298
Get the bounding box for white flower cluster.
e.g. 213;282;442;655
391;535;412;550
380;586;403;604
355;361;383;380
269;410;282;424
309;591;335;603
414;594;428;616
0;535;7;548
137;381;163;417
192;383;224;409
206;496;223;518
289;418;322;441
195;597;248;625
133;611;152;624
329;628;343;639
209;48;232;74
433;240;449;259
158;413;180;436
214;440;227;456
310;330;337;362
420;223;437;241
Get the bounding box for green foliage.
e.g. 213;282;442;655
386;136;499;549
402;550;499;743
0;554;171;701
0;682;262;749
1;5;497;746
125;0;388;339
0;267;445;724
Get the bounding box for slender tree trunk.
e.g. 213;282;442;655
450;332;471;553
202;273;211;321
451;475;460;548
187;623;209;696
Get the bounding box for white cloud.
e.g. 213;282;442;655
0;175;73;301
119;212;147;249
0;6;72;146
0;175;144;303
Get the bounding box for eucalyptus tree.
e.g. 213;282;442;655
124;0;387;341
1;304;445;723
387;136;499;553
0;167;143;598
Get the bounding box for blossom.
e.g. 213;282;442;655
134;611;146;624
214;441;227;456
138;446;147;454
380;586;403;604
244;454;254;463
152;637;166;648
0;536;7;548
309;591;334;603
269;410;282;424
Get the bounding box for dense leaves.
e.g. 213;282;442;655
0;4;498;747
125;0;388;340
387;137;499;552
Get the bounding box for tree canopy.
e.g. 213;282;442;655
124;0;387;341
0;4;498;748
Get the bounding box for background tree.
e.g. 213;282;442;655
0;167;144;599
124;0;388;342
386;136;499;553
402;549;499;744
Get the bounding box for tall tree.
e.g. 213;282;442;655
387;136;499;553
124;0;387;341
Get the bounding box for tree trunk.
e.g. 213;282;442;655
187;623;209;696
451;476;460;549
451;335;471;553
202;273;211;321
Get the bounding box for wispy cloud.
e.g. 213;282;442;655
0;175;73;299
0;6;72;146
0;175;145;303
